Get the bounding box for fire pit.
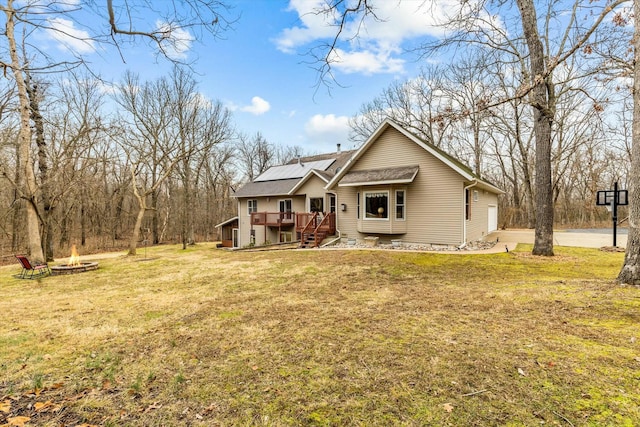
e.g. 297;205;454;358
51;245;99;275
51;262;99;275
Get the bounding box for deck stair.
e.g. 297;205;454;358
297;212;335;248
299;231;328;248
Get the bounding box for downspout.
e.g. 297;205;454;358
461;180;478;249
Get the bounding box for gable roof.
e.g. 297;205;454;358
214;216;238;229
233;149;356;199
232;178;301;198
325;119;503;194
339;165;420;187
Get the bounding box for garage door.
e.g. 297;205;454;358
488;205;498;233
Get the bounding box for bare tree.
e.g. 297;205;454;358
0;0;233;262
169;66;233;249
617;0;640;285
114;72;183;255
349;66;452;146
310;0;626;256
236;132;274;182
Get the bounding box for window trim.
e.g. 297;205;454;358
363;190;390;221
395;189;406;221
247;199;258;216
357;192;360;219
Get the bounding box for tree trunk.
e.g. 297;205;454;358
81;188;87;246
517;0;554;256
5;0;45;262
617;0;640;285
152;188;160;244
11;146;23;252
26;74;54;261
128;201;145;256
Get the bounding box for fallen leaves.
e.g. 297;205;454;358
443;402;454;413
0;382;68;426
143;402;162;413
34;400;61;413
3;416;30;427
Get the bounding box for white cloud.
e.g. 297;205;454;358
233;96;271;115
328;48;405;75
275;0;499;76
156;20;194;60
45;17;96;54
275;0;339;53
95;80;117;95
304;114;350;145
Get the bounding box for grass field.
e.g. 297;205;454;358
1;243;639;426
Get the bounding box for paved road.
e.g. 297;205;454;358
488;229;627;249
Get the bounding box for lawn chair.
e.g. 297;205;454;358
15;255;51;279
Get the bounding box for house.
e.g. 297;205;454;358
232;149;354;248
228;119;503;249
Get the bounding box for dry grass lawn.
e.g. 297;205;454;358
1;243;639;426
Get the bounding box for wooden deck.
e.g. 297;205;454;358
250;211;336;248
250;212;296;227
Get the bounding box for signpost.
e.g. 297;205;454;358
596;182;628;247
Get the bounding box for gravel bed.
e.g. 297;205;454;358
329;239;498;252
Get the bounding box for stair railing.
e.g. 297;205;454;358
299;212;319;245
310;212;334;247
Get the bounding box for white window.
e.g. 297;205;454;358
357;192;360;219
395;190;405;220
364;191;389;220
247;199;257;215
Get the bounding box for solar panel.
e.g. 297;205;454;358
254;159;335;182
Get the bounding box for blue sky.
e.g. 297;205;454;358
35;0;481;154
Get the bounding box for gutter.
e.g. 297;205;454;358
461;180;478;248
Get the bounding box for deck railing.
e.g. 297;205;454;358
250;211;295;226
316;212;336;234
251;211;336;244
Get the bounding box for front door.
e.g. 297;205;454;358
232;228;239;248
